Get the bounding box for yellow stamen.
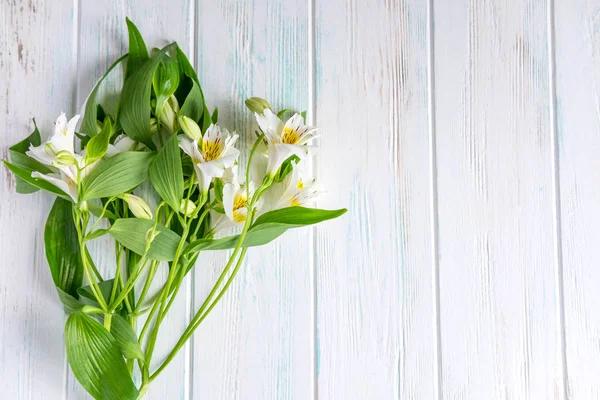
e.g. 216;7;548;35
281;126;300;144
296;178;304;190
201;139;223;161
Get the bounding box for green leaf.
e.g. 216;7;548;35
86;117;112;163
45;198;83;296
277;108;293;119
65;312;138;400
153;56;180;120
184;207;347;254
211;107;219;123
179;80;204;122
8;120;52;193
109;218;183;261
124;17;149;79
77;280;116;308
57;287;84;314
3;160;72;201
110;314;144;361
120;45;173;146
81;54;128;137
149;134;183;211
81;151;155;200
88;201;117;221
175;45;200;85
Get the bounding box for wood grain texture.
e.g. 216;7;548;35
554;0;600;398
433;0;562;398
314;0;436;398
0;1;76;399
73;1;193;399
192;1;313;399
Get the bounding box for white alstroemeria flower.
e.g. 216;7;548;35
254;109;317;175
27;112;80;166
26;113;84;201
178;123;240;193
274;165;320;208
223;181;253;224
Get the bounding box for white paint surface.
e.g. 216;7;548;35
0;0;598;399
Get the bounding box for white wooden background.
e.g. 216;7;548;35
1;0;599;399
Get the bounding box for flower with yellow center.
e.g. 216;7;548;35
254;109;317;175
178;123;240;193
26;113;138;202
274;162;320;209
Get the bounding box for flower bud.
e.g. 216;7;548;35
245;97;272;114
95;120;104;134
79;200;88;213
178;116;202;141
53;150;78;168
179;199;197;217
150;118;158;135
119;194;153;220
159;95;179;133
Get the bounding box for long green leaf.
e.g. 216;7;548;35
149;134;183;211
8;120;52;193
45;198;83;296
3;161;72;201
81;151;154;200
81;54;128;137
179;80;204;122
65;312;138;400
57;287;84;314
119;45;174;146
124;18;148;79
109;218;183;261
184;207;347;254
110;314;145;361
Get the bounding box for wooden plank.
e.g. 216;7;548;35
314;0;435;398
554;1;600;398
191;1;313;398
72;1;193;399
0;1;76;398
433;0;562;398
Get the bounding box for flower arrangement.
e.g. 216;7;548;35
3;19;345;399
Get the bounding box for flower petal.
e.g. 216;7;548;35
32;171;78;202
222;183;237;221
255;109;284;143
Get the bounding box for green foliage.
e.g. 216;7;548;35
119;45;174;146
3;161;71;201
150;134;183;211
86;117;112;163
7;120;52;193
110;314;145;361
65;312;139;400
184;207;347;254
3;16;347;400
81;54;128;137
81;151;154;200
109;218;183;261
45;198;83;296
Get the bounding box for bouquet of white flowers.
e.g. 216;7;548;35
3;18;345;399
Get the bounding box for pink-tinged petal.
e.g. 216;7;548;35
255;109;284;143
54;112;68;136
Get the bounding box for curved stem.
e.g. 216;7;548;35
150;247;248;380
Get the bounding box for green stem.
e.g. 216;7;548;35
150;247;248;380
144;225;189;362
109;256;150;312
103;313;112;330
134;261;159;313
